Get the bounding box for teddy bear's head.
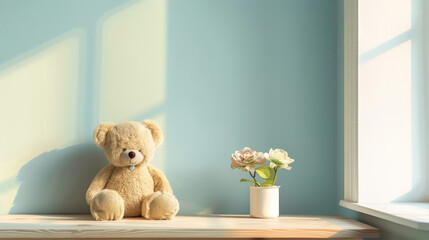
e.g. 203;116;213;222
93;120;163;167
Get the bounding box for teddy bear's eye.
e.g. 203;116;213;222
122;148;126;152
139;149;142;152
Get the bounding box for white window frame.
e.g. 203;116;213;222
340;0;429;230
343;0;359;203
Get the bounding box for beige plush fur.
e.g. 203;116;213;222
86;120;179;221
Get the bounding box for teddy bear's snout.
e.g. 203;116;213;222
118;149;143;166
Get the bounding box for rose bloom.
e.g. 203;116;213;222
264;148;294;170
231;147;266;172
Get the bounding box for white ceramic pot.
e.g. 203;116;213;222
249;186;280;218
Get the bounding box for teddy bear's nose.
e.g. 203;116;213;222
128;151;136;159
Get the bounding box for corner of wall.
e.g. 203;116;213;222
336;0;345;216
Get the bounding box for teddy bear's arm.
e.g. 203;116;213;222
147;165;173;193
86;164;115;205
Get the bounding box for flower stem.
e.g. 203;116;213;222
272;167;278;186
249;171;260;186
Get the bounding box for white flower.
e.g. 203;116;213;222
264;148;294;170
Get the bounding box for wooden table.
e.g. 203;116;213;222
0;214;379;239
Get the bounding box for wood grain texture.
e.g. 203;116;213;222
0;239;363;240
0;214;379;239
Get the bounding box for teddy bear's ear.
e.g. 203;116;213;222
93;122;114;148
142;119;164;147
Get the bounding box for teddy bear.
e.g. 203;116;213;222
86;120;179;221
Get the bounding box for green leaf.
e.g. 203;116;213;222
240;178;258;186
261;180;274;187
256;166;274;180
270;159;284;166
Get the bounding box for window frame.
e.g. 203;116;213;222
341;0;429;230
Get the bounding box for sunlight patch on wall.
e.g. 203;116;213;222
358;0;412;203
197;207;214;215
0;32;82;213
359;0;411;54
0;177;19;214
99;0;166;123
359;40;412;202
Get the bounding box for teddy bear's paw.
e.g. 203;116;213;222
90;189;125;221
142;192;179;220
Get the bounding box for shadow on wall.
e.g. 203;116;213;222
9;143;107;214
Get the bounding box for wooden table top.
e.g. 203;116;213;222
0;214;379;239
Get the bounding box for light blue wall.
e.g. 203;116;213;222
0;0;338;215
166;0;338;215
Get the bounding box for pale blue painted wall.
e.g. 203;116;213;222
166;0;338;215
0;0;338;215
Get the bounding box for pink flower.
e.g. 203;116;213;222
231;147;266;172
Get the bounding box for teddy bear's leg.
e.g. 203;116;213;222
90;189;125;221
141;192;179;220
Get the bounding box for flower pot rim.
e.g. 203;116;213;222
249;185;280;189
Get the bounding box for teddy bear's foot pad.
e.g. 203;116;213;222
142;192;179;220
91;189;125;221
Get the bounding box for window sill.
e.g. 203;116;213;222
340;200;429;230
